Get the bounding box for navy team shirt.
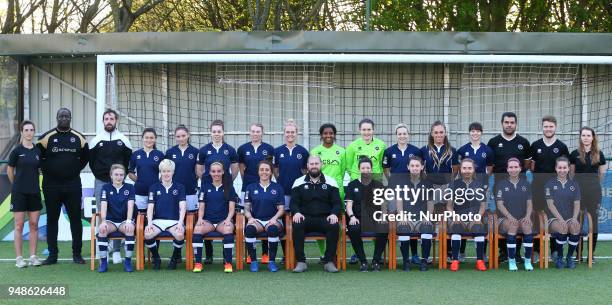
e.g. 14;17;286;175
8;144;41;194
244;182;284;221
199;182;239;223
544;178;581;220
495;178;532;219
148;182;186;221
238;142;275;192
101;183;135;222
165;145;199;195
420;144;459;185
197;142;238;185
273;144;308;195
450;178;487;215
129;148;164;196
457;143;494;174
383;144;422;174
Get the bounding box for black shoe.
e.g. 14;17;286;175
402;260;410;271
203;256;213;265
419;260;428;272
167;257;177;270
173;254;182;264
359;262;368;272
318;256;325;264
516;255;524;263
152;258;161;270
371;261;381;272
73;255;85;264
42;256;58;265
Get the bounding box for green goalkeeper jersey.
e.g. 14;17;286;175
345;137;386;180
310;144;346;199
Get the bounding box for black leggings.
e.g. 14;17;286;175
347;223;388;264
43;186;83;257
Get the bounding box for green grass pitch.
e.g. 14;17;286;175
0;241;610;304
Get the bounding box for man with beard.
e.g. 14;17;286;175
37;108;89;264
89;109;132;264
487;112;532;263
530;116;569;261
290;156;341;273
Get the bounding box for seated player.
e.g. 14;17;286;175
192;162;238;273
396;156;434;272
97;164;136;273
345;157;387;272
244;160;285;272
144;159;187;270
545;157;581;269
496;158;534;271
290;156;341;273
446;158;487;272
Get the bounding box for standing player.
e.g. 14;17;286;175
495;158;534;271
487;112;531;262
196;120;239;264
346;118;386;181
192;162;239;273
237;123;274;263
7;121;42;268
530;116;569;260
455;122;494;262
345;157;387;272
545;157;581;269
569;127;607;258
144;159;187;270
37;108;89;265
382;123;421;265
446;159;487;272
89;109;132;264
97;164;135;273
166;125;200;211
310;123;346;261
273;119;308;262
244;161;285;272
396;156;434;272
128;128;164;212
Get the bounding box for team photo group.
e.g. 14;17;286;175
7;107;607;274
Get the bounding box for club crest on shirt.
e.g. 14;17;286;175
481;152;487;158
224;149;229;155
118;141;123;146
207;150;212;155
392;154;397;158
504;187;509;192
354;188;359;193
304;185;309;190
207;189;212;192
375;146;380;151
189;154;194;159
280;153;285;158
35;155;39;160
110;191;114;195
124;190;130;196
137;155;141;159
246;151;251;156
99;142;103;146
254;190;259;195
518;144;523;150
297;154;303;159
464;152;469;156
553;185;558;190
70;137;76;143
498;143;503;148
537;149;542;154
336;150;340;155
553;148;559;154
521;186;527;192
172;189;178;195
271;189;277;195
156;191;161;195
263;150;268;156
154;156;159;161
172;154;177;158
322;184;327;189
570;185;575;191
53;138;58;143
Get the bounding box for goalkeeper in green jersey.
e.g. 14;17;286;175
346;118;386;181
310;123;347;260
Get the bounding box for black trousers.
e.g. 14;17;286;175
347;223;387;264
43;186;83;256
292;216;339;263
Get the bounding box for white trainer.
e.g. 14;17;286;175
15;256;27;268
